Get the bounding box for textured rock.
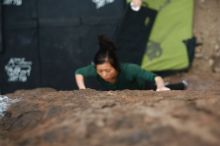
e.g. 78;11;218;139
193;0;220;72
0;89;220;146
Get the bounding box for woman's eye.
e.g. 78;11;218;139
97;70;102;73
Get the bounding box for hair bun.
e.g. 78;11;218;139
98;35;116;52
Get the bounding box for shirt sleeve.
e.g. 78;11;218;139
75;64;97;77
125;64;156;83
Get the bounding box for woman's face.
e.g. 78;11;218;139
96;62;118;83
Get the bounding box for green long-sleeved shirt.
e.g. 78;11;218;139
75;63;156;90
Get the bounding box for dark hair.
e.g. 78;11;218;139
94;35;120;72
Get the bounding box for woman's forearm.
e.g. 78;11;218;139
75;74;86;89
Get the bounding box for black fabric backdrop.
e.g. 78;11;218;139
0;0;160;93
0;0;127;93
0;0;39;93
0;0;3;53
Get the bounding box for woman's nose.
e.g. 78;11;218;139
102;72;107;77
103;72;106;77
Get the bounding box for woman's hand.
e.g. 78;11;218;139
131;0;142;7
155;76;170;91
156;86;170;91
130;0;142;11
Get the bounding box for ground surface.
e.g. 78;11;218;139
1;89;220;146
1;0;220;146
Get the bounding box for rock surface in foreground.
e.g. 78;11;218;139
0;88;220;146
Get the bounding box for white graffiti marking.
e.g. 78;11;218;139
5;58;32;82
92;0;115;9
0;95;21;118
3;0;22;6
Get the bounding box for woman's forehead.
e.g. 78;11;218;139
96;62;114;70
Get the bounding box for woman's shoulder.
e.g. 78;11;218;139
120;63;142;73
121;63;140;69
75;63;96;74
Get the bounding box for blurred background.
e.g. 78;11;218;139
0;0;219;94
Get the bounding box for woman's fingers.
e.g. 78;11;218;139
156;87;171;91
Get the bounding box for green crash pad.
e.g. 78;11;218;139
127;0;194;71
141;0;194;71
